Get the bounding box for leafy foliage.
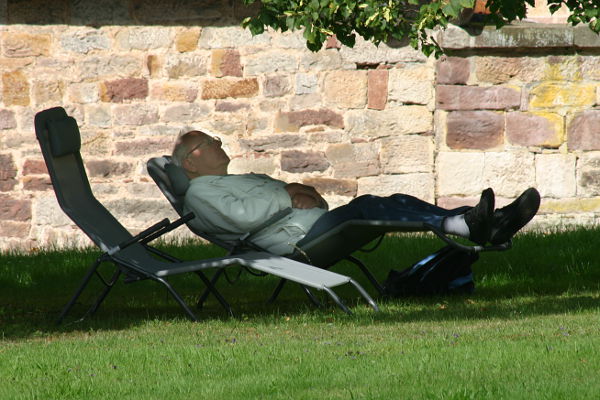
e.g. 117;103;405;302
241;0;600;56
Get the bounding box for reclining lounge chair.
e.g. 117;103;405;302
34;107;379;322
147;156;511;304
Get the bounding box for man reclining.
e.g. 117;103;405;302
171;130;541;256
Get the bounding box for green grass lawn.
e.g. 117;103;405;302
1;229;600;399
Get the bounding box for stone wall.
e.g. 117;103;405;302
0;0;598;251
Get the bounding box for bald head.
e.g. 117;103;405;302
172;130;229;178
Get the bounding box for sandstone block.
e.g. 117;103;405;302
33;80;65;105
567;110;600;151
228;154;277;175
446;111;504;150
368;69;388;110
86;160;133;178
436;152;485;196
272;31;307;49
165;54;208;78
274;109;344;132
22;159;48;175
2;33;50;57
84;104;112;128
324;70;367;109
475;57;544;84
281;150;330;173
296;73;318;95
576;152;600;196
244;52;298;76
580;56;600;80
100;78;148;103
346;106;432;137
79;56;141;80
117;27;173;50
543;56;581;81
67;82;100;104
60;30;110;54
483;151;536;197
211;49;242;77
0;196;31;221
289;93;323;110
529;83;595;109
150;83;197;102
105;199;177;228
302;177;357;197
540;198;600;214
23;176;52;191
436;56;470;85
33;195;72;227
339;36;426;64
114;138;173;157
264;75;291;98
357;173;434;202
3;70;30;106
380;135;434;174
202;78;259;99
215;101;251;112
535;153;576;198
389;66;432;105
0;154;17;191
240;135;305;152
326;142;380;179
300;50;349;71
198;27;271;48
147;55;162;78
437;196;483;210
113;105;159;126
0;221;30;238
176;28;200;52
436;85;520;110
506;112;564;148
161;104;210;123
0;110;17;130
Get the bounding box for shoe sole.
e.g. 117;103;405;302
490;188;540;245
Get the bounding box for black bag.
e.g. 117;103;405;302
383;245;478;297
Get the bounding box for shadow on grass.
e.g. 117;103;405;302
1;228;599;339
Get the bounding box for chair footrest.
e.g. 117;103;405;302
236;252;352;290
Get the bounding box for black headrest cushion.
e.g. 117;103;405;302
165;163;190;196
46;117;81;157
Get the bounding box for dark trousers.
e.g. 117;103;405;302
302;194;470;243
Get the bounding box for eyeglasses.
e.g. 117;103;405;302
185;135;222;158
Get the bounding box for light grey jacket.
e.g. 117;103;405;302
183;174;327;255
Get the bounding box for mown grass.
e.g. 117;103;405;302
1;229;600;399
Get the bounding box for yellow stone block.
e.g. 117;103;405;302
532;111;564;147
529;83;595;108
540;197;600;213
175;29;200;53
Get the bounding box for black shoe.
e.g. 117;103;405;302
490;188;541;245
464;188;495;245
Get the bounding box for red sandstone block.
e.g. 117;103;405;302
302;177;357;196
568;110;600;151
0;195;32;221
281;150;330;173
368;69;388;110
22;176;52;191
22;159;48;175
274;109;344;132
100;78;148;103
437;85;520;110
436;56;470;85
446;110;504;150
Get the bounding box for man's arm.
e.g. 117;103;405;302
284;183;328;210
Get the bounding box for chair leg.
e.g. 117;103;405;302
195;270;233;317
346;255;385;295
267;278;287;304
322;287;351;315
57;257;102;324
197;269;224;309
349;279;380;312
153;276;199;322
86;268;121;317
301;285;322;308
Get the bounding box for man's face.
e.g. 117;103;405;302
184;131;230;176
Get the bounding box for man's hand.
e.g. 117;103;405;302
284;183;328;209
